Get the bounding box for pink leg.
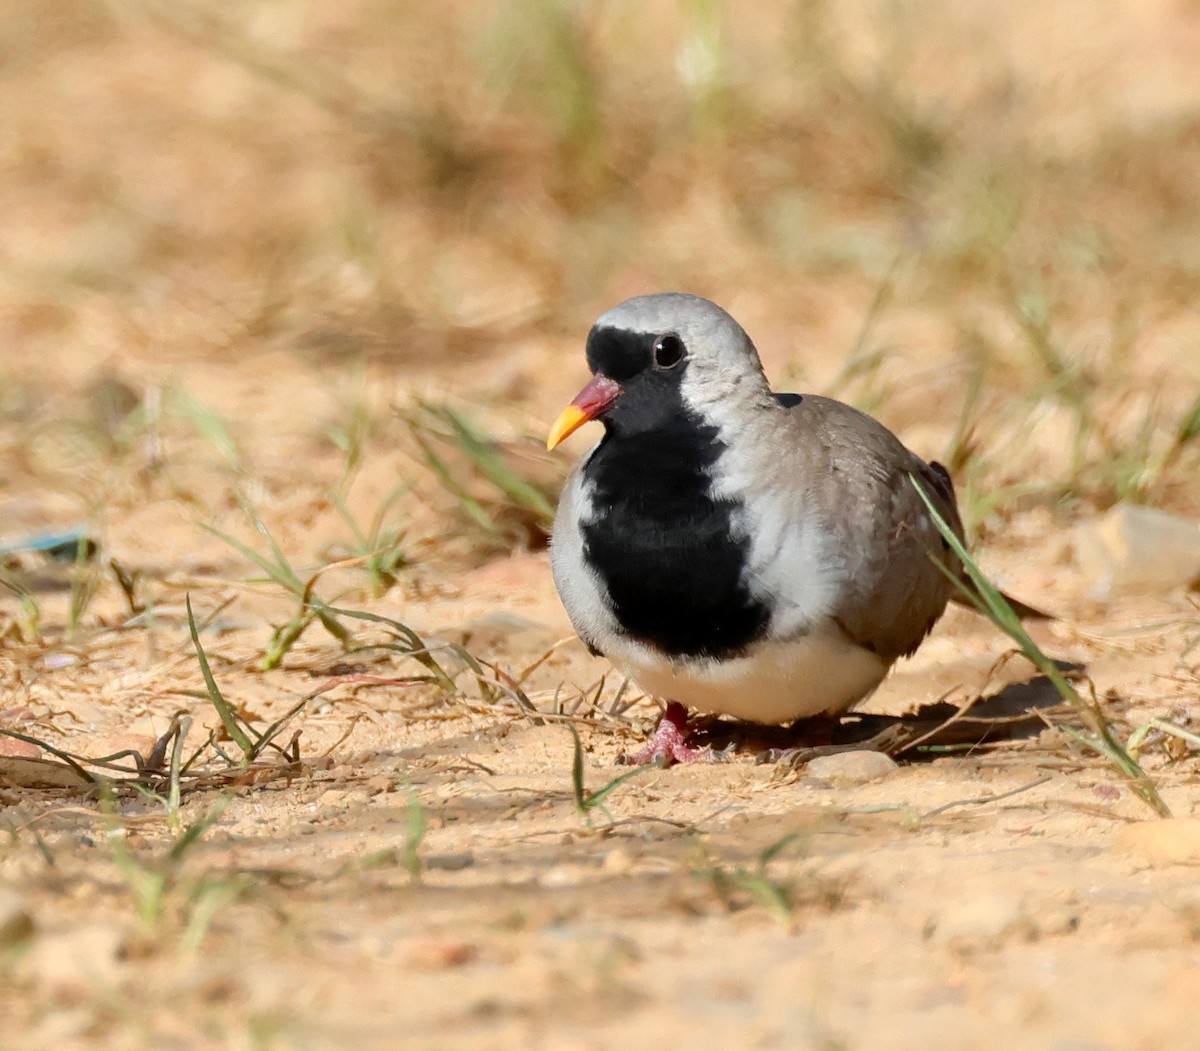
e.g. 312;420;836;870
619;702;707;766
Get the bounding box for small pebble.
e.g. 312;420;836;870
0;737;41;759
1074;503;1200;597
20;924;125;991
426;853;473;872
539;864;581;888
319;782;369;811
408;939;479;970
458;612;554;651
601;848;635;875
1163;884;1200;937
0;890;33;945
0;755;89;788
1113;818;1200;865
365;775;393;796
805;750;898;785
89;734;159;764
933;893;1034;953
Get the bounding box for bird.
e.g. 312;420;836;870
546;292;1045;765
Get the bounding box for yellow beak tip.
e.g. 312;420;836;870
546;405;590;451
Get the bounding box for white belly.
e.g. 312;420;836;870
603;629;890;724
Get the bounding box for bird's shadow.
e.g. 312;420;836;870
699;663;1083;764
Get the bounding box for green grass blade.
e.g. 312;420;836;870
186;594;257;765
166;797;231;863
318;604;459;691
200;523;304;597
584;762;658;811
330;491;369;550
412;431;499;534
566;723;657;818
908;474;1170;818
569;722;587;813
438;406;555;521
242;502;306;593
262;613;315;671
170;388;244;469
403;790;426;883
758;832;802;867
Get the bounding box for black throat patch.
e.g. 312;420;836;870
581;399;770;661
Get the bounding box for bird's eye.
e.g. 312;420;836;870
653;334;685;369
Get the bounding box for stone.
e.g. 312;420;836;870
86;372;142;438
0;736;41;759
0;756;90;788
89;733;159;765
365;774;393;795
805;750;899;785
426;853;473;872
0;889;34;945
1163;884;1200;937
460;552;551;594
318;788;351;808
407;939;479;970
1074;504;1200;598
21;924;125;991
933;893;1035;952
539;864;582;888
1113;818;1200;864
458;612;555;653
601;847;635;875
318;787;370;809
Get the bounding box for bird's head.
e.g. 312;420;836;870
546;293;770;450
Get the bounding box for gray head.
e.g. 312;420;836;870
547;293;772;448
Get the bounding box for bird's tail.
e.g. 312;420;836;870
950;587;1052;621
922;461;1053;622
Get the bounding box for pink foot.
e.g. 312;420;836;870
619;702;707;766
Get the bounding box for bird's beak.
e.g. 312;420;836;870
547;374;622;451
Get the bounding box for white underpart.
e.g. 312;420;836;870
550;468;624;642
605;630;889;722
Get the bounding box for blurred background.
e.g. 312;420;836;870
4;8;1200;1039
2;0;1200;581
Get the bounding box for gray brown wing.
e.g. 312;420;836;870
783;395;965;662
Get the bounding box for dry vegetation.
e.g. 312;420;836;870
2;1;1200;1048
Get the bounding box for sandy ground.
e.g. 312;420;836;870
2;331;1199;1051
3;2;1200;1049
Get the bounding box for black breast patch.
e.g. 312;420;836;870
581;409;770;660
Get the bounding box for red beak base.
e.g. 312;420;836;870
546;374;622;450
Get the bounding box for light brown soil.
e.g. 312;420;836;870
3;2;1200;1049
